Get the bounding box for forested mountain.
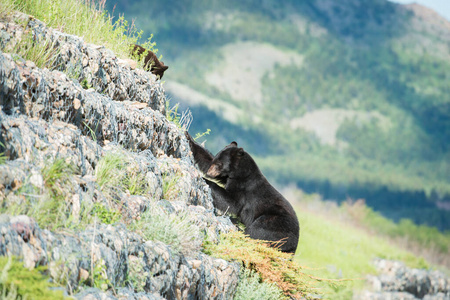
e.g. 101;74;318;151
106;0;450;230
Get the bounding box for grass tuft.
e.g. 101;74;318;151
0;157;77;231
36;158;77;229
95;151;127;194
7;31;60;69
0;142;6;165
165;100;192;129
95;150;150;198
129;203;202;255
161;172;180;201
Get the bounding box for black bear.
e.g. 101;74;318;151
185;132;300;253
130;44;169;79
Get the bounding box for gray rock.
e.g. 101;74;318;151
0;52;185;159
358;259;450;300
1;217;239;299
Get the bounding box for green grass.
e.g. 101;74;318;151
3;0;157;59
95;151;127;193
95;151;150;197
0;158;78;231
38;157;78;229
343;201;450;253
8;31;60;69
0;256;66;300
295;207;428;299
0;142;6;165
342;200;450;268
0;156;123;230
128;203;202;255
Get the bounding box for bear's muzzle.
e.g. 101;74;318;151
207;164;221;178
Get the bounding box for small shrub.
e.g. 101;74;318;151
234;269;286;300
80;78;93;90
194;128;211;141
92;258;110;291
204;231;343;299
92;203;121;225
0;256;65;300
126;253;149;292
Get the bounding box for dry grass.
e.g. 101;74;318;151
204;230;347;299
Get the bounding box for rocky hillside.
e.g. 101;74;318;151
0;11;240;299
1;5;450;300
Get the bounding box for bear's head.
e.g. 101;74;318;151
151;63;169;79
206;141;255;183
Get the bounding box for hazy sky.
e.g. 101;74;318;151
390;0;450;21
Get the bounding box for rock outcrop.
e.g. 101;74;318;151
0;12;239;299
357;259;450;300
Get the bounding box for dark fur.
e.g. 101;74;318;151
185;132;300;253
131;44;169;78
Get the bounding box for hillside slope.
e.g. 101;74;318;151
0;10;240;299
106;0;450;231
1;3;450;299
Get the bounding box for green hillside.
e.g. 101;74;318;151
106;0;450;230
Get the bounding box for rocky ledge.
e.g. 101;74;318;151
0;12;239;299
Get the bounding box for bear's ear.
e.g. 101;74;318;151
237;148;244;156
230;141;238;147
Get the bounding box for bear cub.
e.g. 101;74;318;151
186;132;300;253
131;44;169;79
